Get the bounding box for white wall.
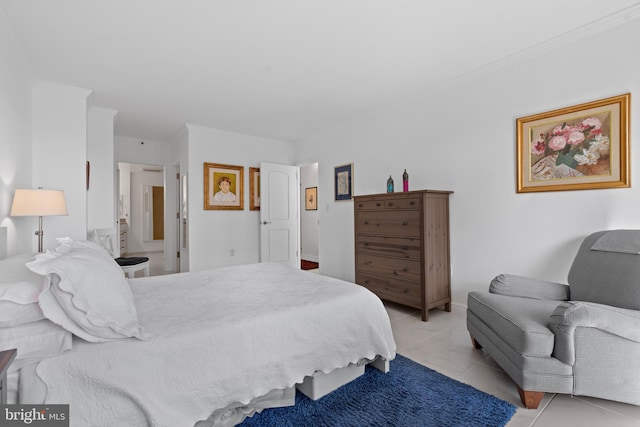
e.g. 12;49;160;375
186;124;294;271
32;81;91;251
0;6;35;255
294;18;640;306
87;106;118;233
300;162;319;262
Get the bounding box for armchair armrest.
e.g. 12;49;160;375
489;274;569;300
551;301;640;342
549;301;640;364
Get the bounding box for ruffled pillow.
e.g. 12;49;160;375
27;238;148;343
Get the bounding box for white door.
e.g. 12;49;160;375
259;162;299;268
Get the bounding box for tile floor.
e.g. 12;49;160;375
387;302;640;427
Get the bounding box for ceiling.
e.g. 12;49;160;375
3;1;640;143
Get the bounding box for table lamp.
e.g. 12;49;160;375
10;188;68;252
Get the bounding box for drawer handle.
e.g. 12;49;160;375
364;261;372;265
358;203;363;208
364;280;369;285
376;202;382;207
364;221;369;225
403;289;410;293
393;270;398;276
403;246;409;250
410;201;415;205
364;242;370;247
403;221;408;226
403;267;409;272
388;202;394;207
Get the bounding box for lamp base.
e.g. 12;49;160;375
36;216;43;253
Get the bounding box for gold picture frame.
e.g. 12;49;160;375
516;93;630;193
204;162;244;210
305;187;317;210
249;167;260;211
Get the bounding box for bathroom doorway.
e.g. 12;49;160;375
118;162;165;275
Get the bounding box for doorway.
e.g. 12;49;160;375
300;163;319;270
258;162;320;270
118;162;165;275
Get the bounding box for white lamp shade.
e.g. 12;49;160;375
10;189;68;217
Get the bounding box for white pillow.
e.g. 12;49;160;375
26;238;147;343
0;253;47;327
0;253;46;304
0;319;72;373
0;301;44;327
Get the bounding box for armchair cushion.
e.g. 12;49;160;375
568;230;640;310
467;291;557;357
550;301;640;365
590;229;640;254
489;274;569;301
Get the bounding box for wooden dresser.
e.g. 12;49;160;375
353;190;453;321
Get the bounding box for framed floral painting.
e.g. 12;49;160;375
516;93;630;193
204;162;244;210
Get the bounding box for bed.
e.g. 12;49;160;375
0;236;396;426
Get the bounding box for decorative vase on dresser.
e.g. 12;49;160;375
353;190;453;321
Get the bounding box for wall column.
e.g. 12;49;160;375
32;81;91;251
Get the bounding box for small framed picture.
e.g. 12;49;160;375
249;167;260;211
204;163;244;210
334;163;353;201
305;187;317;210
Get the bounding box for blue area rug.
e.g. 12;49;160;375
240;354;516;427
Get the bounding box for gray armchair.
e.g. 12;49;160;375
467;230;640;409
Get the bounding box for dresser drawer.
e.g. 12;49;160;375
356;235;421;260
356;254;421;282
355;210;421;237
355;196;422;211
357;273;422;309
354;199;387;210
384;197;421;210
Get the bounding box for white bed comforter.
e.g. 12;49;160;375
23;263;396;427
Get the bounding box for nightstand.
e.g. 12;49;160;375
0;348;17;404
